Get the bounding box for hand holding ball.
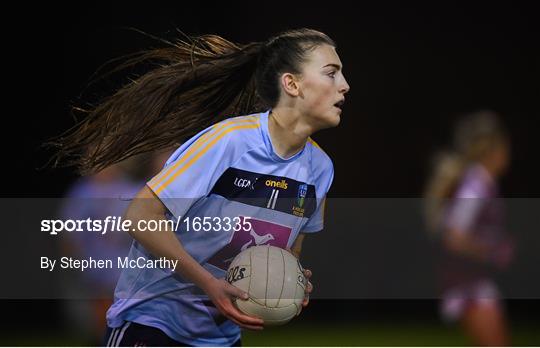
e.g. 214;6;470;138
226;245;308;326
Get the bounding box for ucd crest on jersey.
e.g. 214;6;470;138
292;183;308;217
297;184;307;208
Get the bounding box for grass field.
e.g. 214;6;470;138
3;320;539;346
242;320;540;346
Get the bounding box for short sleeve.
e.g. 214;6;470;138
301;162;334;233
147;126;238;219
445;169;490;233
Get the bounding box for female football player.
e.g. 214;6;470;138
52;28;349;346
424;111;513;346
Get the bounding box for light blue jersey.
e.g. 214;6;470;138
106;110;334;346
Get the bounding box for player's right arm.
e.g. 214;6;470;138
444;228;512;269
444;179;512;269
444;229;491;261
124;185;264;330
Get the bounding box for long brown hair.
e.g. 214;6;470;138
423;110;508;232
47;28;335;174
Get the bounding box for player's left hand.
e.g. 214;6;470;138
302;269;313;307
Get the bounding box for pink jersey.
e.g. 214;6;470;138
439;164;506;290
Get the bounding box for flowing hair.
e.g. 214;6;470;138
423;111;508;233
47;28;335;174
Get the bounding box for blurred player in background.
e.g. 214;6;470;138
51;28;348;346
59;151;172;344
424;111;514;346
59;163;141;344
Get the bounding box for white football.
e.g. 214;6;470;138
226;245;307;326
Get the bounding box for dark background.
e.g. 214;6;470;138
6;2;540;197
3;2;539;345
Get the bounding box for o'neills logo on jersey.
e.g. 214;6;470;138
265;179;288;190
234;177;255;190
211;167;316;218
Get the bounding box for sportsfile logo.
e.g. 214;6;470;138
265;179;288;190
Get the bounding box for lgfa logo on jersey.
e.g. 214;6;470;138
234;177;257;190
292;184;308;217
265;179;288;190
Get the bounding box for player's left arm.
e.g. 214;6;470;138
291;232;313;307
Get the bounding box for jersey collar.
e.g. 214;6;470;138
260;109;307;163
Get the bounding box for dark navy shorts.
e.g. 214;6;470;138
104;321;241;347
